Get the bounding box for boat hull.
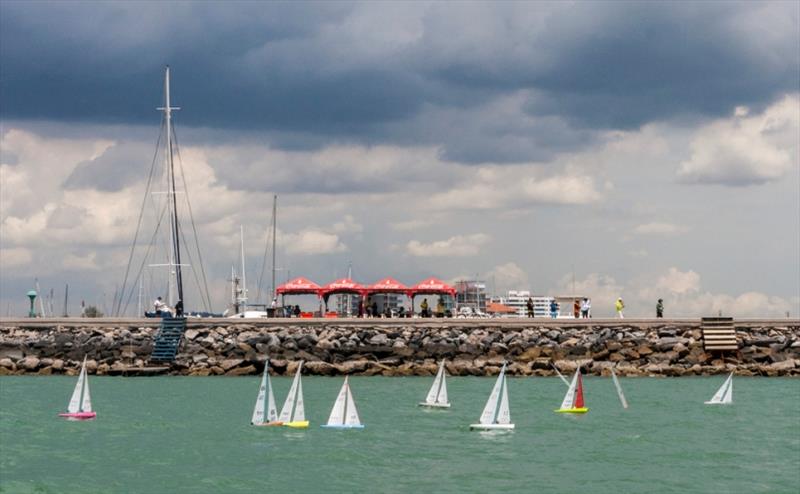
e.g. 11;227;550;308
283;421;310;428
469;423;515;430
59;412;96;420
704;401;731;405
554;407;589;414
320;424;365;429
418;402;451;408
252;421;284;427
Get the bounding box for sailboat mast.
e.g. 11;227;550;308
162;66;184;306
240;225;247;309
271;195;277;300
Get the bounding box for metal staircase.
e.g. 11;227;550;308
701;317;738;351
150;317;186;362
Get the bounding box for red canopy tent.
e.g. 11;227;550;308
409;277;456;296
408;277;456;316
276;277;322;295
320;278;365;315
366;277;408;294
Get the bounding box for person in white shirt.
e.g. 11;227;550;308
154;296;171;316
580;298;591;318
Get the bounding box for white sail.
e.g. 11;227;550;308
326;377;349;425
278;363;303;422
437;368;448;405
610;368;629;409
425;360;448;405
265;372;278;422
251;366;269;424
479;363;506;424
552;363;571;387
344;382;361;426
706;372;733;405
293;377;305;422
67;358;87;414
559;369;579;410
496;374;511;424
721;374;733;404
80;371;92;412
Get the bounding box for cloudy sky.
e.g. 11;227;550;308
1;1;798;317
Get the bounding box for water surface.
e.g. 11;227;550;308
1;376;798;493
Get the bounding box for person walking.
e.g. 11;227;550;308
420;298;429;317
656;299;664;318
615;298;625;319
581;298;591;318
526;297;534;318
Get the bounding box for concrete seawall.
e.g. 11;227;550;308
1;318;798;377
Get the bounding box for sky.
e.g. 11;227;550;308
1;0;799;317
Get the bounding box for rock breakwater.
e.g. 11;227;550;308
0;319;798;377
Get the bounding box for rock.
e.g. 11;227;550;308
37;366;53;375
304;361;336;375
209;366;225;375
0;358;14;369
369;334;390;346
220;358;244;371
20;356;40;370
226;365;257;376
335;360;370;374
184;329;199;340
0;349;23;360
531;358;551;370
769;360;796;372
636;345;653;356
517;347;542;362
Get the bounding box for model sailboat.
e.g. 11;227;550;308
470;362;514;430
610;368;629;409
278;362;308;428
555;368;589;414
419;360;450;408
321;376;364;429
705;372;733;405
59;356;96;420
251;360;281;426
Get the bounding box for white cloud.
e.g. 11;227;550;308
406;233;489;257
634;222;690;236
0;247;32;267
282;230;347;255
428;168;603;211
654;267;700;294
62;252;101;271
677;94;799;186
332;214;363;234
486;262;530;293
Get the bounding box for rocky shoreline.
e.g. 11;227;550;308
1;320;798;377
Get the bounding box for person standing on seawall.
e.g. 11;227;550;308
573;299;580;318
550;299;558;319
526;297;534;318
656;299;664;318
615;298;625;319
581;298;591;318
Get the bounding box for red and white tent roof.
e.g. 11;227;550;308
366;277;408;293
409;277;456;296
320;278;365;297
276;277;322;295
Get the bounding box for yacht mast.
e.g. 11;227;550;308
158;66;183;306
271;195;277;300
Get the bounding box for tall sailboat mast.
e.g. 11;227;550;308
159;66;184;306
271;195;277;300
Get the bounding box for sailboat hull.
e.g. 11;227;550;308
283;421;310;428
320;424;365;429
469;423;515;430
704;401;731;405
253;421;284;427
59;412;96;420
418;402;451;408
554;407;589;414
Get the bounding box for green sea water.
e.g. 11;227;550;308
1;375;798;493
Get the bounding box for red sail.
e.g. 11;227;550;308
574;373;585;409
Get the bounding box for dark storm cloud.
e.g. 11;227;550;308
1;1;797;163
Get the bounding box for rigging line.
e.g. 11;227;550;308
120;198;171;316
171;126;214;311
256;212;274;304
176;220;209;312
115;119;165;316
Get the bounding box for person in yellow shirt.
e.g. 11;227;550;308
615;298;625;318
